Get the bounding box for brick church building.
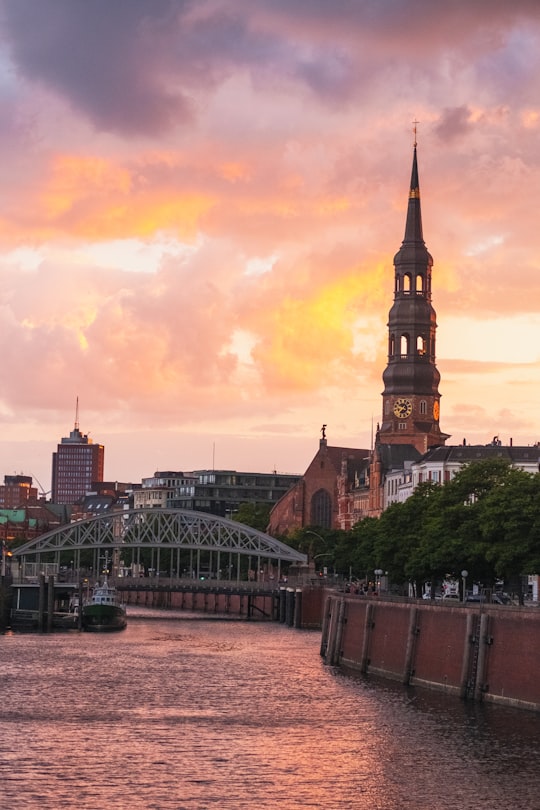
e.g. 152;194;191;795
268;142;450;535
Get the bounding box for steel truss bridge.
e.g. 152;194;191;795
11;508;307;583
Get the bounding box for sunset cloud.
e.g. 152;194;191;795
0;0;539;487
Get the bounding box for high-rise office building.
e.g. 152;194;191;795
51;413;104;505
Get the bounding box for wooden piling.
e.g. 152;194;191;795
319;595;332;658
459;612;475;698
78;580;83;631
285;587;295;626
402;606;419;684
294;589;303;628
360;602;374;673
47;575;55;632
474;613;491;702
38;574;46;632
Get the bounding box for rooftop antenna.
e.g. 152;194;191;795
75;396;79;431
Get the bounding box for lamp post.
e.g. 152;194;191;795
461;569;468;603
304;530;328;572
313;552;333;578
305;530;327;549
374;568;383;594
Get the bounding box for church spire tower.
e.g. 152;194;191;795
379;139;449;453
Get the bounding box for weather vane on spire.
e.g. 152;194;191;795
412;118;419;148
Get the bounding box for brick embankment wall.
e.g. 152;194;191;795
316;592;540;713
124;587;277;620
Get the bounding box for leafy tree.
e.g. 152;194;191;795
232;502;272;532
335;518;380;580
377;482;442;593
478;468;540;600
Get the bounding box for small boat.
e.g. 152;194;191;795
81;579;127;632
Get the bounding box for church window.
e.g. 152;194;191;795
416;274;424;292
419;400;427;415
417;335;426;355
385;400;390;414
400;333;410;355
398;422;407;430
310;489;332;529
389;334;395;356
403;274;411;293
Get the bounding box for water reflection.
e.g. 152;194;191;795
1;619;539;810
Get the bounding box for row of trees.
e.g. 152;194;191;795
270;458;540;597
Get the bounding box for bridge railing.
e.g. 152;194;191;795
112;574;334;591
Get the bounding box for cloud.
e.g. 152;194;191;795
1;0;193;135
4;0;540;140
0;0;540;488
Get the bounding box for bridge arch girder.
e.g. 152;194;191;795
12;508;307;566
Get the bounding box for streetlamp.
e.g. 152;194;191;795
305;529;326;542
304;530;328;573
461;570;468;603
374;568;383;594
313;552;333;576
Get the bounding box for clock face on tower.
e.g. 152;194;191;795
393;398;412;418
433;400;440;421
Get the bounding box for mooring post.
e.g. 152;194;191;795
320;595;332;657
294;588;303;628
47;575;55;632
474;613;491;702
331;598;346;666
360;602;374;673
285;587;295;626
459;612;475;699
38;573;46;633
78;580;83;631
403;605;418;684
279;587;287;622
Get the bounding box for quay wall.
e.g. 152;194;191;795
317;592;540;713
123;585;276;620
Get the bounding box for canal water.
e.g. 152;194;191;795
1;614;539;810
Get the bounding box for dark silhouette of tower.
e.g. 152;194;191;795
378;143;450;454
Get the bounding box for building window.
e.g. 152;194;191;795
400;333;410;355
310;489;332;529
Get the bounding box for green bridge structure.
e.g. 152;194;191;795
10;508;308;587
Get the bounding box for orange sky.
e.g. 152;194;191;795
0;1;539;491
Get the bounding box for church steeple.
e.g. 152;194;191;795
379;143;449;453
